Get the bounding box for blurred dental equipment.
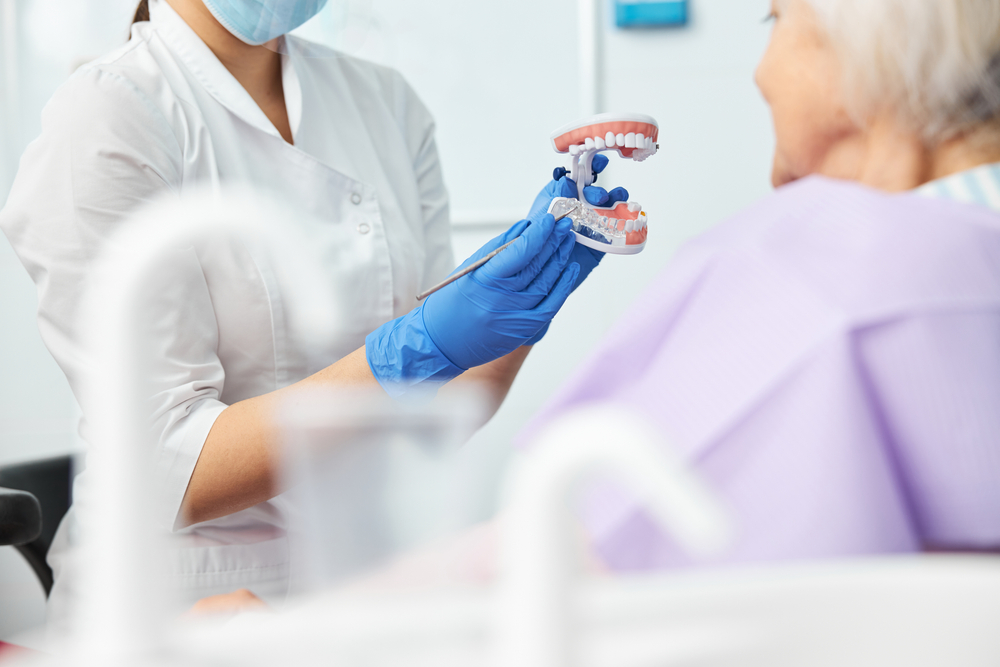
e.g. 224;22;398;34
495;407;732;667
47;190;339;657
8;396;1000;667
548;113;659;254
415;203;581;301
279;387;488;589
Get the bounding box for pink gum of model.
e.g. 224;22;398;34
595;201;648;247
552;121;659;158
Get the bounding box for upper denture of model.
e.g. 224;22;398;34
553;121;659;161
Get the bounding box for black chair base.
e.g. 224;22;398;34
0;456;74;597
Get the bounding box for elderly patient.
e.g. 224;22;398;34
524;0;1000;570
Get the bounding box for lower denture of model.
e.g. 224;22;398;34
549;197;648;250
588;201;648;247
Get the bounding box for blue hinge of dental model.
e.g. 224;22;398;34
615;0;688;28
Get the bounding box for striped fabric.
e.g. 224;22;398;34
917;162;1000;212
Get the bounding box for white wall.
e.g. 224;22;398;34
0;0;775;639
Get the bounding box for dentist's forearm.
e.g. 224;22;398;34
179;346;378;527
445;346;532;417
179;345;530;527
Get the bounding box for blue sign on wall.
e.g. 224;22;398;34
615;0;688;27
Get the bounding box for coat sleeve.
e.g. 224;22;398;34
0;66;228;531
0;66;184;395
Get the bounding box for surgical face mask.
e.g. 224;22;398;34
202;0;330;46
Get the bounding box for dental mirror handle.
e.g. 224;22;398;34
415;204;581;302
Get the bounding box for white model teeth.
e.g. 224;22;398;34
628;202;642;212
625;219;634;232
571;133;657;156
631;139;658;162
566;132;657;172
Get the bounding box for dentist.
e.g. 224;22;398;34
0;0;621;619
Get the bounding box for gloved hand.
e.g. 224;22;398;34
366;213;579;398
526;153;629;293
519;154;629;345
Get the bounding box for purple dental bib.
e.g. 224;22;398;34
521;175;1000;571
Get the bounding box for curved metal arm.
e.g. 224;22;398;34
496;406;732;667
70;189;338;662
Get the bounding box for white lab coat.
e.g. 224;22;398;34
0;0;453;619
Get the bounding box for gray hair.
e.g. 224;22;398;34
793;0;1000;145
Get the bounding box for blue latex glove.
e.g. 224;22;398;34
520;154;629;345
526;153;629;292
366;214;579;398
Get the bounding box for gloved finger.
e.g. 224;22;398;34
583;185;611;207
566;241;603;293
562;177;580;199
498;218;532;245
451;219;530;275
592;153;610;173
524;228;576;295
583;184;631;207
495;215;573;292
530;262;580;318
606;186;630;205
574;242;604;270
527;176;580;222
479;213;559;280
557;176;579;198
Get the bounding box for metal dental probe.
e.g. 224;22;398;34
415;203;582;302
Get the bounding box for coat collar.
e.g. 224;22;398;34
149;0;302;141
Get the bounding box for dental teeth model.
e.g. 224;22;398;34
547;112;659;255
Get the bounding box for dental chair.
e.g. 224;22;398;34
0;455;73;596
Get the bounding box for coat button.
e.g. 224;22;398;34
351;192;363;205
357;223;371;235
